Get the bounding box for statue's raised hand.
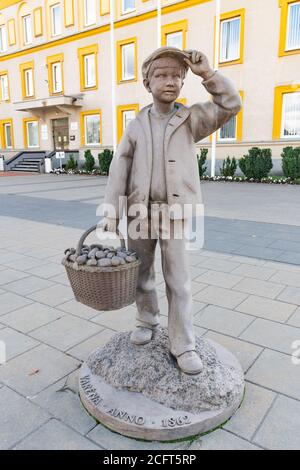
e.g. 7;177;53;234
183;50;215;81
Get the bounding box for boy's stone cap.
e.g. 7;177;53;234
142;46;190;80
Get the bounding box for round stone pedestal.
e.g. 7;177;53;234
79;328;244;441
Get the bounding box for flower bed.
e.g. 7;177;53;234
201;175;300;185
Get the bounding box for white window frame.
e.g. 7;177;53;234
84;53;96;88
286;1;300;51
166;31;183;49
23;15;32;45
121;0;136;15
4;123;12;149
26;121;39;148
281;91;300;138
0;74;9;101
220;16;241;63
24;68;34;97
84;0;96;26
84;114;100;145
51;4;62;37
122;109;136;131
0;26;8;52
52;62;62;93
121;43;135;81
218;115;238;142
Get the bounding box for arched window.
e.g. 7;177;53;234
18;3;33;47
0;14;8;52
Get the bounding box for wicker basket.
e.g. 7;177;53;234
62;224;141;311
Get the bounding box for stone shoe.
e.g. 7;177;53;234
176;351;203;375
130;327;153;345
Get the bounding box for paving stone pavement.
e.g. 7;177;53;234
0;174;300;450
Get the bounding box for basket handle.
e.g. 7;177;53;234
76;223;126;256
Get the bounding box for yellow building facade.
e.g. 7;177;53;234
0;0;299;170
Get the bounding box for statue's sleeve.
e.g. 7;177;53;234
103;122;135;219
188;71;242;143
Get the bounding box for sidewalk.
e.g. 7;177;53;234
0;175;299;450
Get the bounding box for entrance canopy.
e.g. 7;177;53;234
13;95;83;115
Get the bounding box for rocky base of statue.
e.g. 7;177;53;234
79;327;245;441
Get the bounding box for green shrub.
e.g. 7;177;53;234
281;146;300;179
220;156;237;177
239;147;273;179
98;149;114;175
197;148;208;178
66;155;78;171
84;150;95;172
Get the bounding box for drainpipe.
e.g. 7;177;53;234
110;0;117;154
157;0;161;48
211;0;220;177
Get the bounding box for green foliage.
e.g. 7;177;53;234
66;155;78;171
281;146;300;179
98;149;114;175
84;149;95;172
197;148;208;178
239;147;273;179
220;156;237;177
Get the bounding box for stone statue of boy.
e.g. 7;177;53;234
103;46;242;374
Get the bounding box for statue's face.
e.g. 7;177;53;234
144;57;184;103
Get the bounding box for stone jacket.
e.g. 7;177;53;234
103;71;242;220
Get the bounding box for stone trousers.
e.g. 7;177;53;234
127;207;195;357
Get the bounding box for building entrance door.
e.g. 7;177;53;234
52;118;69;150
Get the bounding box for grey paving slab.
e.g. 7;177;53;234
229;255;268;266
224;383;276;440
3;257;47;271
0;327;39;361
246;349;300;400
189;428;260;450
236;295;297;323
192;300;207;316
26;284;75;307
240;318;300;354
0;303;65;333
269;270;300;289
67;328;115;361
26;247;62;260
31;378;97;435
14;419;100;450
25;262;65;279
194;270;243;289
29;315;103;352
87;423;189;450
91;306;138;331
263;260;300;273
232;245;283;261
275;251;300;265
195;257;241;273
0;252;27;264
269;239;300;253
253;395;300;450
3;276;56;296
0;386;50;450
57;299;99;320
234;277;285;299
288;307;300;327
194;305;254;337
0;293;34;316
194;285;248;309
0;269;30;286
50;272;70;286
277;286;300;304
0;344;80;397
203;331;262;372
230;264;276;281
